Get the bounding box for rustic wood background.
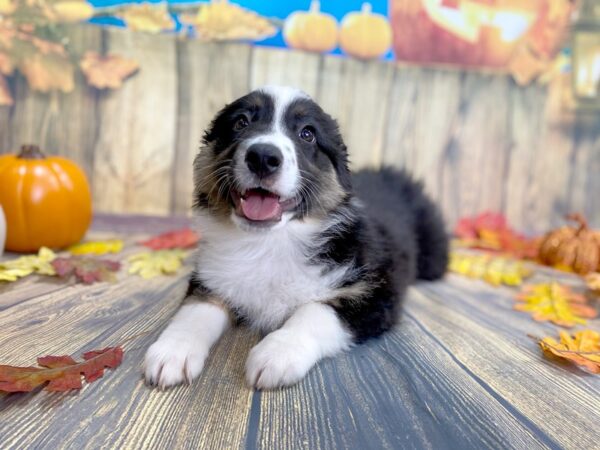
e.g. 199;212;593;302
1;25;599;233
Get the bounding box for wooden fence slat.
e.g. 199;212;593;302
171;41;252;215
3;25;102;179
92;28;177;215
249;46;321;98
316;57;394;169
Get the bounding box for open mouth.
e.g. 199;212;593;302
232;188;297;223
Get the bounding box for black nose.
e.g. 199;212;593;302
245;144;283;178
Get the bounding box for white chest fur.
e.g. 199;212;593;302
194;214;348;332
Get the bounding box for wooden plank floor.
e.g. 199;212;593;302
1;215;599;450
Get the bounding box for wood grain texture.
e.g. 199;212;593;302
172;41;252;215
92;28;177;215
2;28;599;230
1;214;599;449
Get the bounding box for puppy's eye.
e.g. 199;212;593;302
299;126;315;143
234;116;249;131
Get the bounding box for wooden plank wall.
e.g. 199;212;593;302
1;25;598;233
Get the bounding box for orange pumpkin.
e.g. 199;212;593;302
339;3;392;60
538;214;600;275
283;0;338;53
0;145;92;252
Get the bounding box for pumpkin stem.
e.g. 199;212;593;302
309;0;320;13
362;2;372;14
566;213;588;234
18;145;46;160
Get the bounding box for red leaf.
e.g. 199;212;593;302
139;228;200;250
51;256;121;284
0;347;123;393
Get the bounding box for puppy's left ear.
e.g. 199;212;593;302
202;104;231;147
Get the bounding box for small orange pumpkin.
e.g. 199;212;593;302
339;2;392;60
538;214;600;275
0;145;92;253
283;0;338;53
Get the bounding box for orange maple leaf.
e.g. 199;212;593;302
539;330;600;374
514;282;597;327
79;52;139;89
0;347;123;392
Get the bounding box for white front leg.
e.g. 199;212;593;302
246;302;353;389
145;302;230;388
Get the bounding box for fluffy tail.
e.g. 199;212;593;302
353;167;449;281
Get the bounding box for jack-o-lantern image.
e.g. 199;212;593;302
389;0;566;68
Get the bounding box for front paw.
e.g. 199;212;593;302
246;330;317;390
144;336;208;389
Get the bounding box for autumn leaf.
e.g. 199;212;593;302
68;239;124;256
120;3;175;33
128;250;187;279
139;228;199;250
453;212;539;259
51;1;95;23
0;347;123;392
449;252;533;287
19;51;74;93
79;51;139;89
585;273;600;294
0;247;56;282
51;256;121;284
539;330;600;374
515;282;597;327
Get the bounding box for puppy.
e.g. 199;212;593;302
144;86;449;389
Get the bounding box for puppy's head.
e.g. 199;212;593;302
194;86;350;231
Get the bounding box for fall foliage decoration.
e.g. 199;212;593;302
128;250;187;279
180;0;276;42
539;330;600;374
0;346;123;392
453;212;539;259
449;252;532;286
283;0;338;53
68;239;124;256
0;145;92;253
514;282;597;327
119;2;175;34
0;247;56;282
52;256;121;284
585;273;600;294
339;3;391;59
139;228;199;250
79;52;139;89
538;214;600;275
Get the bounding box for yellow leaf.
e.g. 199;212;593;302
449;252;532;287
52;1;94;23
539;330;600;374
120;3;175;33
68;239;124;255
0;247;56;282
515;282;597;327
585;273;600;294
19;51;74;93
79;52;139;89
0;0;15;15
128;250;186;279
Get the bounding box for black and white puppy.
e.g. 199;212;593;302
144;86;449;389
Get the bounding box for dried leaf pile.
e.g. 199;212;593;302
52;256;121;284
128;250;187;279
0;247;56;281
449;252;532;286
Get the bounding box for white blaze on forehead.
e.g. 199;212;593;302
235;85;308;199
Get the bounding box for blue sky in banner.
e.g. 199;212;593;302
88;0;393;59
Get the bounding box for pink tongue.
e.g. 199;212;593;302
241;192;282;221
